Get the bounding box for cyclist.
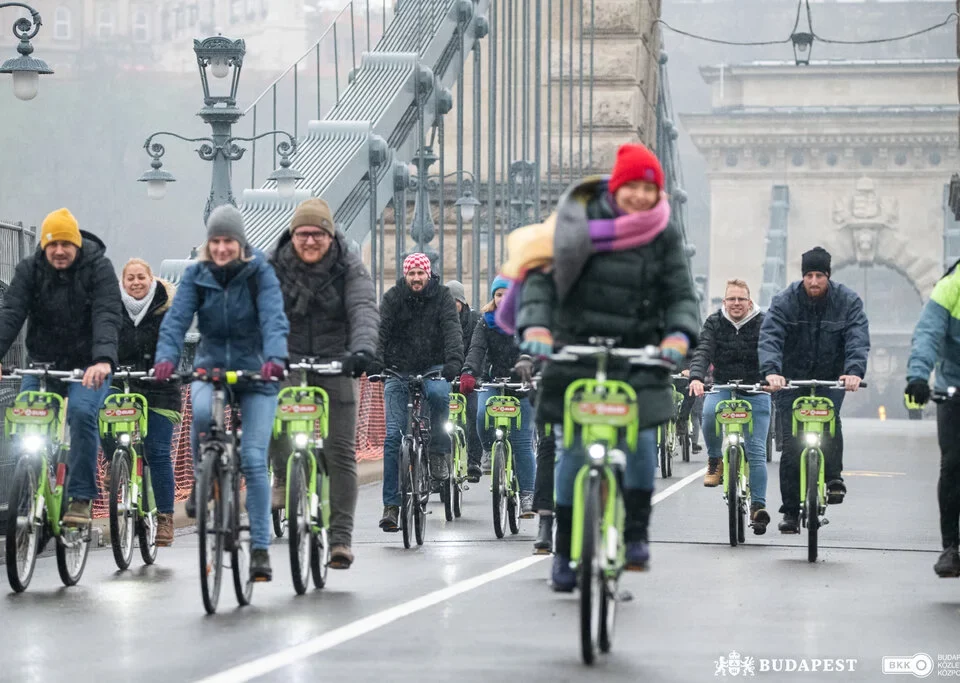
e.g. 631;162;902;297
0;208;122;526
759;246;869;534
688;278;771;534
108;258;180;546
153;204;289;581
677;366;704;455
376;253;463;532
268;198;379;569
459;275;537;516
447;279;484;482
904;259;960;577
502;142;700;589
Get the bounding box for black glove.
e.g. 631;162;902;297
441;363;460;382
513;354;536;384
905;378;931;406
343;351;376;378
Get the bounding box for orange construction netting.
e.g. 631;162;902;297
92;379;385;517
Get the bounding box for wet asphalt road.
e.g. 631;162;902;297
1;418;958;683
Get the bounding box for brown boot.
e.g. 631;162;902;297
156;513;174;547
329;545;354;569
703;458;721;487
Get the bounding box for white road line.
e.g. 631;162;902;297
196;464;705;683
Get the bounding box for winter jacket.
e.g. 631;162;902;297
689;308;765;385
515;179;700;427
155;248;289;393
463;315;521;382
0;230;122;370
377;275;464;377
115;279;181;412
907;264;960;391
269;231;379;361
758;280;870;380
459;305;481;358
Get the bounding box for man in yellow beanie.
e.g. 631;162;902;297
0;207;122;525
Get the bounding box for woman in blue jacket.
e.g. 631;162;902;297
153;205;289;582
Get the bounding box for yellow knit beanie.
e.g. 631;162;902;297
40;208;82;249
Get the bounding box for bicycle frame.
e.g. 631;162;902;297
447;392;468;478
100;377;155;521
714;392;753;501
483;385;523;493
792;390;835;518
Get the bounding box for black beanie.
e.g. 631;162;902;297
801;246;831;277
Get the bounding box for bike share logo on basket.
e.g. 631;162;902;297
799;409;831;417
577;402;630;417
713;651;858;676
279;404;317;414
488;404;518;414
11;407;48;418
720;411;749;420
104;408;137;417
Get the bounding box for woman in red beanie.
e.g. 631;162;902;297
506;142;700;590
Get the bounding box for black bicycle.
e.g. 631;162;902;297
370;368;442;548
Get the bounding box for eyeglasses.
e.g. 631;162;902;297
293;231;329;245
724;297;749;303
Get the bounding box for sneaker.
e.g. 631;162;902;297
379;505;400;532
481;450;491;475
625;541;650;571
250;548;272;582
692;443;703;454
520;493;536;519
329;545;354;570
185;486;196;519
467;465;482;483
271;481;285;511
934;545;960;578
778;512;800;534
826;480;846;505
534;514;553;555
551;554;577;592
750;504;770;536
62;500;92;526
156;513;175;547
703;458;721;487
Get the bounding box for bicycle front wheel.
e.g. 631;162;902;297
288;456;311;595
109;448;134;570
806;450;820;563
197;456;224;614
492;442;507;539
414;446;427;546
231;469;254;606
137;460;158;566
580;473;602;665
56;467;90;587
5;459;39;592
400;441;414;549
658;428;670;479
726;447;739;547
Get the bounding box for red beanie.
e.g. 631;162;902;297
608;143;664;195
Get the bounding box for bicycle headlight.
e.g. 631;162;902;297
588;443;605;462
804;432;820;447
444;421;454;434
727;433;740;446
294;433;309;449
22;435;44;453
119;434;131;447
495;428;504;440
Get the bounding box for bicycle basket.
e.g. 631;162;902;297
273;385;330;439
449;392;468;425
99;393;148;438
563;378;639;450
714;399;753;435
484;395;522;430
5;391;64;439
791;395;835;437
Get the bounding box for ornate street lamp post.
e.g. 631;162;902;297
0;3;52;101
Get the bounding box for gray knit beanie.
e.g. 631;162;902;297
206;204;247;248
445;280;468;305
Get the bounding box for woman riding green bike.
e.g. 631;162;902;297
499;143;700;590
153;205;289;582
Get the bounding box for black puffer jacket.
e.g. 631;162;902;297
689;309;765;385
516;179;700;427
115;280;182;412
270;231;379;360
463;315;521;381
0;230;121;370
377;275;464;376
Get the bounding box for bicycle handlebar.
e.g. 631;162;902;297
551;344;674;370
476;378;531;391
783;379;869;389
7;368;81;379
932;387;959;403
288;361;344;376
367;368;443;384
709;382;768;393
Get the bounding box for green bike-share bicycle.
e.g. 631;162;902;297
708;381;767;547
4;365;91;592
656;374;686;478
275;360;341;595
445;382;470;520
478;378;529;539
551;339;674;665
783;379;866;563
101;368;159;570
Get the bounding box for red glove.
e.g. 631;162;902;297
152;361;175;382
260;361;286;381
458;373;476;394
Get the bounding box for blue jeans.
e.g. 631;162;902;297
703;390;770;507
191;381;276;550
476;389;536;494
381;371;451;507
554;426;657;507
20;371;112;502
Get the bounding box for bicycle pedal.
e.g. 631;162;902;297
820;517;829;526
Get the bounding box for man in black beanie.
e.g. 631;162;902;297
758;246;870;533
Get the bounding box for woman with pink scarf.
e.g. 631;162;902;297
500;143;700;591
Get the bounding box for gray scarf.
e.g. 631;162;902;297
722;303;760;331
121;279;157;327
275;240;339;316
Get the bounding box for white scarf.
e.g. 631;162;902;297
722;302;760;331
121;279;158;327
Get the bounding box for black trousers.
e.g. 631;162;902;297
533;422;556;512
937;400;960;548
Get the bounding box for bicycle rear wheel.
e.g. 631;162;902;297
727;448;739;547
288;456;311;595
492;442;507;539
806;450;820;563
414;446;427;546
197;455;224;614
658;428;670;479
580;473;602;665
137;461;158;566
507;462;520;535
452;430;464;518
231;468;254;606
109;448;134;570
400;441;414;549
5;459;39;593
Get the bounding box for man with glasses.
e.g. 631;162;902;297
688;279;771;534
269;198;379;568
